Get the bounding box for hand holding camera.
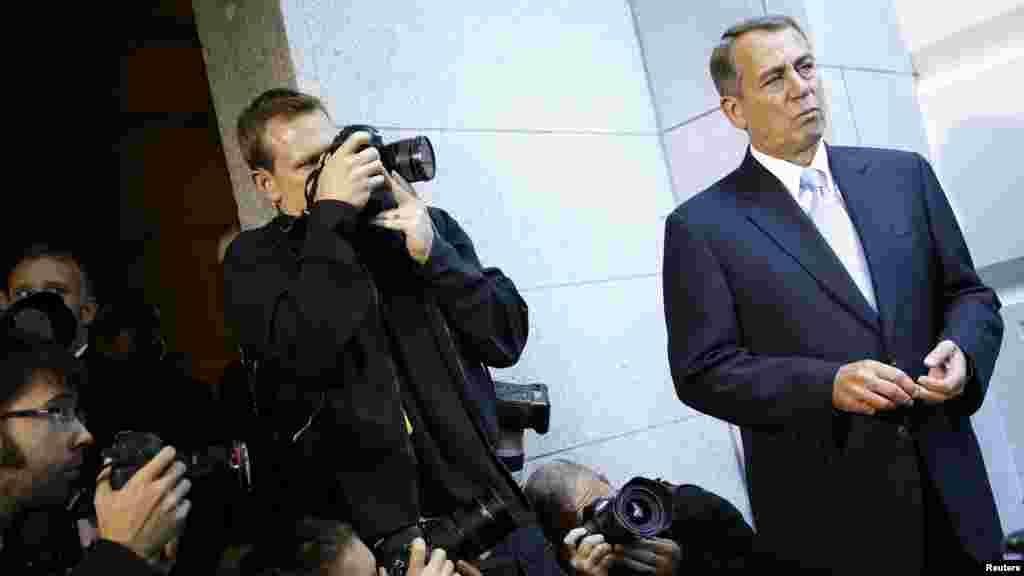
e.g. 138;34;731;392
563;528;615;576
93;445;192;561
371;170;435;264
612;537;682;576
315;130;387;210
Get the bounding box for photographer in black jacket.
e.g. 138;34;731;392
1;320;191;574
224;89;544;573
525;460;766;574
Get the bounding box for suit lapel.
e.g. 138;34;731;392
737;149;881;334
826;145;903;347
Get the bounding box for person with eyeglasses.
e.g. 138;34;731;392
1;329;192;575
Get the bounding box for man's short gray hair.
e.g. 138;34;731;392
523;459;609;545
710;15;809;98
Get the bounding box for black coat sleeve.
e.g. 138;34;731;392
668;485;757;569
223;200;373;381
916;153;1004;416
72;540;157;576
663;211;841;433
419;208;529;368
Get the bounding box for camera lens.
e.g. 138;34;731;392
384;136;436;183
615;485;668;539
627;499;652;524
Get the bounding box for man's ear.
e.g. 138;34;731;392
720;96;748;131
251;168;281;208
80;300;97;327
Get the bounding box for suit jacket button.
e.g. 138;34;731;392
897;424;910;439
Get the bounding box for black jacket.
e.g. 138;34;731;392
72;540;157;575
223;200;532;544
610;484;789;572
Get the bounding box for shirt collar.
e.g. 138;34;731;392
750;140;835;211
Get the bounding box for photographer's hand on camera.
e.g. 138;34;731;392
93;445;192;562
379;538;468;576
564;527;615;576
315;131;386;210
372;170;435;265
613;538;682;576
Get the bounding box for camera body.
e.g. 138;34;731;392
0;291;78;350
304;124;436;217
100;430;253;492
580;477;675;545
494;380;550;434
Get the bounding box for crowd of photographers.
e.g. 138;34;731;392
0;240;782;576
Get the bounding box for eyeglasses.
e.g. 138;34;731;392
0;401;86;427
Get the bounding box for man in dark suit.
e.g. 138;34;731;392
662;15;1005;573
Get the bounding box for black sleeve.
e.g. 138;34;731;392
663;212;841;434
916;153;1004;416
669;485;757;569
72;540;157;576
419;208;528;368
223;200;372;380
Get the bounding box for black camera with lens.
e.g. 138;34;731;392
0;291;79;350
99;430;253;492
580;477;675;545
304;124;436;218
99;430;253;487
375;490;519;575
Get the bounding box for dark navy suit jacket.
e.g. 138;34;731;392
663;144;1004;572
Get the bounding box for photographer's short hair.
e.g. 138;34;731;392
524;459;609;545
294;517;357;575
4;243;94;304
709;15;809;98
237;88;330;172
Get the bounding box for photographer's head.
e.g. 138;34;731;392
1;330;93;522
5;243;97;355
238;88;335;216
524;460;612;547
293;517;376;576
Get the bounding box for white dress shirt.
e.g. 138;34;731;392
750;142;879;311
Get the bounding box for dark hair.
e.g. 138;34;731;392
0;328;83;410
524;459;610;546
237;88;330;172
4;242;94;304
293;517;358;575
710;15;809;97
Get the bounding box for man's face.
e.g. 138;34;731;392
7;256;96;332
253;110;336;216
724;27;825;162
557;475;614;543
0;370;94;509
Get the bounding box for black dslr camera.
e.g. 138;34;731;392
494;380;550;434
304;124;436;217
0;291;78;350
100;430;253;491
580;477;675;545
